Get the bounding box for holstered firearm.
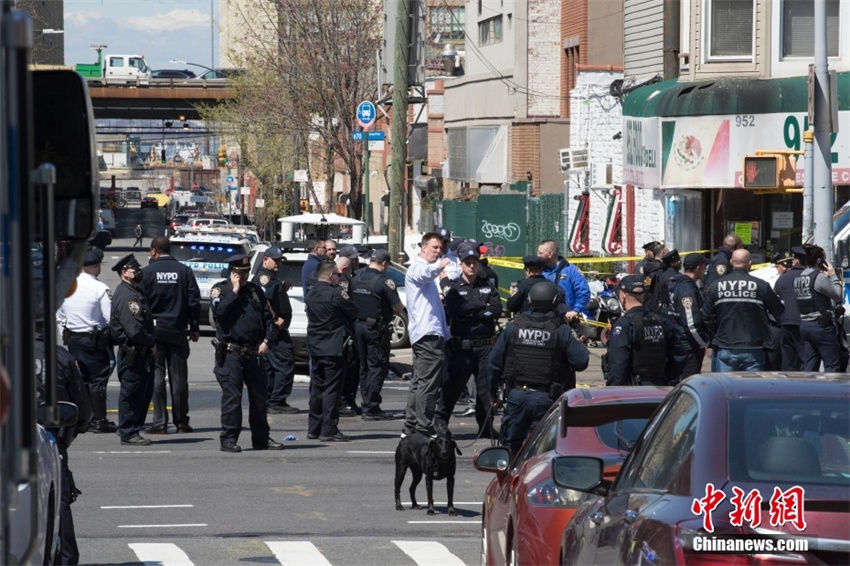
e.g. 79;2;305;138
119;343;138;366
212;337;226;366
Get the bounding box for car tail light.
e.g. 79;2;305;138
526;478;588;507
674;525;811;566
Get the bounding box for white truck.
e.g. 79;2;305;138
75;46;152;82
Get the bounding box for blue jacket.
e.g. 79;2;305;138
542;257;590;314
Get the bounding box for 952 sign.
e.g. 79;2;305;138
783;115;838;163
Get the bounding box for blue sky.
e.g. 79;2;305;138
64;0;218;72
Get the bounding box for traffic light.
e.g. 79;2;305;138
299;199;309;212
218;145;228;166
742;154;799;191
160;149;166;164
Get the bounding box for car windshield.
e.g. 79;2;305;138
171;242;246;263
729;398;850;486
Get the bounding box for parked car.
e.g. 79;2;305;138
556;373;850;566
473;386;669;566
151;69;196;79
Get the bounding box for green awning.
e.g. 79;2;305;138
623;72;849;118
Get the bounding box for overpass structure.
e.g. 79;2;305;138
87;79;236;121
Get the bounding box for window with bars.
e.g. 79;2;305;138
707;0;754;59
479;15;503;46
782;0;840;57
429;6;466;42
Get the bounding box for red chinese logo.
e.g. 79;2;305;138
691;483;726;533
729;487;763;528
768;486;807;531
692;485;806;532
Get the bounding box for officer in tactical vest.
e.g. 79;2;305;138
488;281;589;455
794;245;847;371
109;254;156;446
604;274;685;386
253;246;298;414
350;249;403;420
211;254;284;452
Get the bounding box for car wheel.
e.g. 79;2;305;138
389;311;409;349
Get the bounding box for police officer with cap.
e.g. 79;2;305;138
211;254;283;452
141;235;201;434
507;256;560;315
436;242;502;436
664;253;710;380
636;241;663;275
109;254;156;446
350;248;403;419
253;246;298;414
56;246;116;433
488;281;588;455
772;250;803;370
648;248;681;312
604;275;685;386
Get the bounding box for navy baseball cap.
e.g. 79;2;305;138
449;237;465;253
682;253;708;270
112;253;140;273
435;227;452;241
791;245;807;258
522;255;545;269
263;246;283;260
338;245;360;261
371;248;391;262
617;275;645;294
83;247;104;266
227;254;251;271
661;249;680;265
457;243;479;261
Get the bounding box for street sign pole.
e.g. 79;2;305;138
357;100;377;231
364;140;371;241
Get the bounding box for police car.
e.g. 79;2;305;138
169;231;253;325
246;243;410;361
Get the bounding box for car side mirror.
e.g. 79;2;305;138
38;400;78;428
552;456;605;492
473;446;511;473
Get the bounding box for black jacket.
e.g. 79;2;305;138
141;255;201;333
443;273;501;338
305;281;358;357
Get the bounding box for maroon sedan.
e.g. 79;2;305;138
473;386;669;566
556;373;850;565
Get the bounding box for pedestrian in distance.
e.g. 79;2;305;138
210;254;284;452
109;254;156;446
253;246;298;415
141;235;201;434
56;247;117;433
304;260;359;441
664;253;710;382
403;232;453;437
488;281;589;456
603;275;686;386
537;239;591;322
772;249;804;371
133;223;143;248
350;249;404;421
701;249;784;372
436;242;502;437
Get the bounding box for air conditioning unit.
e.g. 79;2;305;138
558;147;588;174
591;162;613;188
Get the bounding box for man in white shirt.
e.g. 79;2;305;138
403;232;451;436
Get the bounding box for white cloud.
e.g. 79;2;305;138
127;9;210;33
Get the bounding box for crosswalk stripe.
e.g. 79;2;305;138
265;541;333;566
129;542;193;566
393;540;467;566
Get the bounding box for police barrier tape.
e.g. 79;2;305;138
485;250;714;271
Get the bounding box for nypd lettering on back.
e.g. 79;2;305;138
715;279;758;300
793;274;813;300
517;327;552;346
643;324;664;343
155;271;179;284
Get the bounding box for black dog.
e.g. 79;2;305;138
394;431;462;515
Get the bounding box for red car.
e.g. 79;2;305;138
556;373;850;565
473;386;669;566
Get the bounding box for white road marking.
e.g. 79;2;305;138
102;504;194;509
92;450;172;454
407;520;478;525
129;542;194;565
118;523;207;528
265;541;333;566
393;540;467;566
346;450;395;454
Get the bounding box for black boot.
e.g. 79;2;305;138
89;390;117;433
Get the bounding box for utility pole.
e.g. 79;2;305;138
388;0;410;263
812;0;834;261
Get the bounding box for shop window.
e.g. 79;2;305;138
705;0;754;60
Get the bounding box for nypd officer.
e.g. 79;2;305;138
56;247;116;433
109;254;156;446
604;275;685;386
664;253;710;381
305;260;359;441
141;235;201;434
210;254;284;452
253;246;298;414
488;281;589;455
436;242;502;436
772;250;803;370
350;249;403;420
507;255;565;315
795;245;846;372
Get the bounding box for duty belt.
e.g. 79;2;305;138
226;342;259;358
454;336;492;349
513;383;549;392
67;329;104;338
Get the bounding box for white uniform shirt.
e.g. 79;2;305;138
56;272;111;333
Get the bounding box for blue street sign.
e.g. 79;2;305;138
352;130;385;141
226;175;235;184
352;131;364;141
356;100;376;128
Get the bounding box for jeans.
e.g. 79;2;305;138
711;348;765;372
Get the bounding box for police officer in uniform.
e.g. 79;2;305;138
253;246;298;414
488;281;588;455
109;254;156;446
635;241;662;275
305;260;359;441
664;253;710;381
604;275;685;386
210;254;284;452
141;235;201;434
794;245;846;371
650;248;681;312
772;250;803;370
350;249;403;420
506;255;566;315
434;243;502;436
702;249;784;371
56;247;116;433
703;233;743;291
